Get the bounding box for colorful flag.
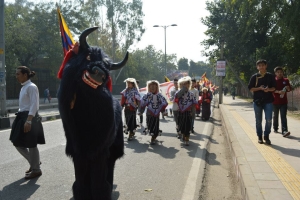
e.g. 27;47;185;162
164;76;170;82
57;7;75;56
201;72;209;85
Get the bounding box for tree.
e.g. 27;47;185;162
177;57;189;71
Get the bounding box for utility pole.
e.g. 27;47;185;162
164;26;167;75
0;0;10;128
153;24;177;76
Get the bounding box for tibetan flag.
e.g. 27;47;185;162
164;76;170;82
201;72;209;84
57;8;75;56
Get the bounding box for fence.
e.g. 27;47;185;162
6;68;60;99
234;82;300;110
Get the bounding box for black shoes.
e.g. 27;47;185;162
274;129;279;133
264;136;271;145
258;136;263;144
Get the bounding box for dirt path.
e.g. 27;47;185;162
198;105;242;200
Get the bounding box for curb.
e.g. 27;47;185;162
219;104;264;200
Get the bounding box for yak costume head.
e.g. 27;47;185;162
146;80;160;94
58;27;128;91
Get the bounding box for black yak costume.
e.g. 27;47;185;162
57;27;126;200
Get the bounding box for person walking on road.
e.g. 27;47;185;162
43;87;50;103
169;78;180;136
136;80;143;127
190;78;199;133
272;66;291;137
10;66;45;179
121;78;141;140
200;87;212;121
139;80;168;145
175;76;197;146
248;59;276;145
230;85;236;100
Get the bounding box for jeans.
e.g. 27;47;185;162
273;104;288;134
253;102;273;137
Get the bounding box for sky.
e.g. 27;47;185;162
4;0;211;62
133;0;210;62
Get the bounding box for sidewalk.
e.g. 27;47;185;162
220;95;300;200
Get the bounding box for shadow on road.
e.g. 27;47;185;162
124;137;180;159
0;178;40;199
271;144;300;158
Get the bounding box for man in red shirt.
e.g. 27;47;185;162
273;66;291;137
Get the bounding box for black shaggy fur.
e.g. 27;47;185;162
58;44;124;200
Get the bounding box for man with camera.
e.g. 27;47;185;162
248;59;276;145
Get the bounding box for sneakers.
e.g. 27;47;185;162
263;135;271;145
283;131;290;137
258;136;263;144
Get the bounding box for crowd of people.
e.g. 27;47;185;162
120;76;214;146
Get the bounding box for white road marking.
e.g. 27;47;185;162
181;123;210;200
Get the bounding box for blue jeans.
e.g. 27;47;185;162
253;102;273;137
273;104;288;134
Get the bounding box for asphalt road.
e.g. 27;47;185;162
0;103;215;200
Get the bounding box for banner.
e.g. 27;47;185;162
166;70;189;80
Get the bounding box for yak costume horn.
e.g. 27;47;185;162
79;27;98;53
111;52;129;70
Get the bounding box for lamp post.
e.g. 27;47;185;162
153;24;177;75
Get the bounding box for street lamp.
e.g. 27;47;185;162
153;24;177;76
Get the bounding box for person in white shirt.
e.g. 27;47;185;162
169;78;179;135
10;66;45;179
190;78;200;133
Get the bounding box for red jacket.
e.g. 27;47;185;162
273;77;291;105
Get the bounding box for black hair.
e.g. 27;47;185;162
173;78;178;81
136;80;140;84
256;59;267;66
274;66;283;73
191;78;196;82
16;66;36;79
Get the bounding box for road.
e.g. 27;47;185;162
0;104;215;200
